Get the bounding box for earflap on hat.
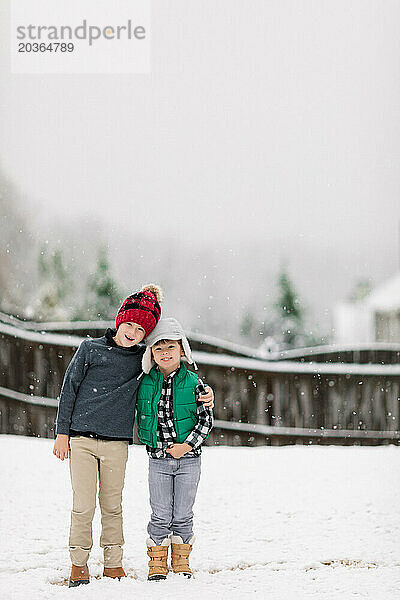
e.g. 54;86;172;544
181;337;197;369
142;347;154;374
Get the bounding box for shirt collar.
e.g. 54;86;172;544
156;365;181;380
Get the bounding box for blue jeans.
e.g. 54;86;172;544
147;456;201;545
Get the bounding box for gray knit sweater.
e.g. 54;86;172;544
55;331;145;438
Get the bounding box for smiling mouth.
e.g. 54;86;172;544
125;335;135;342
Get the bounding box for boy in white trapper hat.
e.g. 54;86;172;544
136;317;214;580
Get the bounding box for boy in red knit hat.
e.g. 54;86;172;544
53;285;214;587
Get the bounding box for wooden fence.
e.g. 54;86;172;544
0;318;399;446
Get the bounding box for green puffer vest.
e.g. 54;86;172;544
136;363;198;448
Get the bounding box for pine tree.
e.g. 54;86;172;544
275;269;303;348
85;246;120;320
0;165;33;314
35;245;71;320
348;279;372;303
240;309;257;342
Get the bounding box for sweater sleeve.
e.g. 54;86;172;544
55;340;91;435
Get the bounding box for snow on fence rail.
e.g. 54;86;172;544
0;312;260;358
2;311;399;364
193;351;400;376
0;319;400;445
271;341;400;359
213;419;400;441
1;313;400;363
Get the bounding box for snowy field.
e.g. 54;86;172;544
1;436;400;600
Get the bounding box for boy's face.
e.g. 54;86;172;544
114;322;146;347
152;339;183;375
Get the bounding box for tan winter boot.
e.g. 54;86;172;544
171;535;194;578
103;567;127;579
68;564;90;587
147;538;170;581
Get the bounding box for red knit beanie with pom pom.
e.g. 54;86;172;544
115;284;162;337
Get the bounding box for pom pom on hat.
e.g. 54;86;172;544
140;284;163;304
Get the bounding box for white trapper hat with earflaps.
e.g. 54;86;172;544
142;317;197;374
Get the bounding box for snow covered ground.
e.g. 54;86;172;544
1;435;400;600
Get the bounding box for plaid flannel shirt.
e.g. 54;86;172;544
146;367;213;459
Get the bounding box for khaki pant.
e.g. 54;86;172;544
69;436;128;568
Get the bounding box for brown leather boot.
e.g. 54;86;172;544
171;535;193;578
103;567;127;579
146;538;170;581
68;564;90;587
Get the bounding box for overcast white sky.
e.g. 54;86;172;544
1;0;400;335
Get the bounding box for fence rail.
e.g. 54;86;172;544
0;318;399;446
